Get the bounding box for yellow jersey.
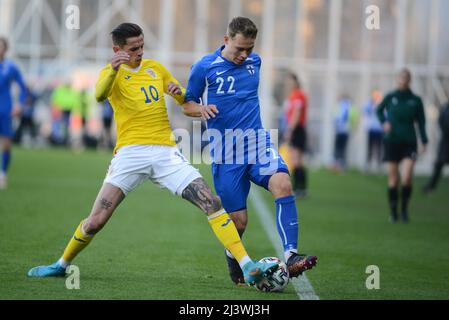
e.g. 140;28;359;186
95;59;185;153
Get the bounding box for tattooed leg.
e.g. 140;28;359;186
100;198;113;210
83;183;125;234
182;178;222;215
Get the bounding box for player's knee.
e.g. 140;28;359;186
2;139;12;151
229;213;247;235
233;220;247;235
274;177;293;197
402;177;413;186
389;175;399;186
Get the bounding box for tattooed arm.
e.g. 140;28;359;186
182;178;222;215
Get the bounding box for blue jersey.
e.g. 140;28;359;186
185;46;289;213
21;90;37;118
334;98;351;134
186;46;266;163
363;100;383;133
0;59;27;115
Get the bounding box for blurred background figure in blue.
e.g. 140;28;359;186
13;85;38;147
331;95;353;172
363;89;384;172
0;36;27;190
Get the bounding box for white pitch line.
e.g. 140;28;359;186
249;187;320;300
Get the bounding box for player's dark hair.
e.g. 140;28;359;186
111;23;143;47
0;37;8;51
227;17;258;39
288;72;301;88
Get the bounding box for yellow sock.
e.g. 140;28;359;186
208;209;249;263
61;220;94;263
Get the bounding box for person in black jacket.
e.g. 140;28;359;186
377;69;428;223
422;102;449;193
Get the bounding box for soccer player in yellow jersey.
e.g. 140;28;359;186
27;23;278;286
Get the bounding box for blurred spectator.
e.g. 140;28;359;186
79;89;89;132
78;89;97;149
0;37;27;190
332;95;354;172
99;99;114;150
14;86;38;146
50;82;79;146
363;89;384;171
422;101;449;194
283;72;309;197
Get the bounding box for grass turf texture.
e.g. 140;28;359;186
0;148;448;299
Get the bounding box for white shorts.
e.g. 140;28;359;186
104;145;202;196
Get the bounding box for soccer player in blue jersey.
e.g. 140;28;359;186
183;17;317;285
0;37;27;189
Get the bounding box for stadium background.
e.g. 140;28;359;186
2;0;449;171
1;0;448;301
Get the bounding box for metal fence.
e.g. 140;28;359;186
1;0;448;172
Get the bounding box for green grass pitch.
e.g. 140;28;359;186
0;148;448;299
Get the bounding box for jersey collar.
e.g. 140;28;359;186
121;63;143;73
215;45;255;66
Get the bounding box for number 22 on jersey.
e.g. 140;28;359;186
216;76;236;94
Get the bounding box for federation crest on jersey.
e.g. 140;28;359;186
145;68;157;78
246;65;255;75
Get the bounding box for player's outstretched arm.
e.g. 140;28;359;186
182;101;218;120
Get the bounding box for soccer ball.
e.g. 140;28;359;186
255;257;289;293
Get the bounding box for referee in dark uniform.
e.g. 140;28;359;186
377;68;428;223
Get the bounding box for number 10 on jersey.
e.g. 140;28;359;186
141;85;159;104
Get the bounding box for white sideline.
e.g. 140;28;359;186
249;187;320;300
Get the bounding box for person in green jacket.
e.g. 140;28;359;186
377;68;428;223
51;83;79;146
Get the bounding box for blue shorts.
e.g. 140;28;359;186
0;114;13;137
212;144;290;213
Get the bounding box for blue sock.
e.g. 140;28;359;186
2;151;11;173
275;195;299;253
